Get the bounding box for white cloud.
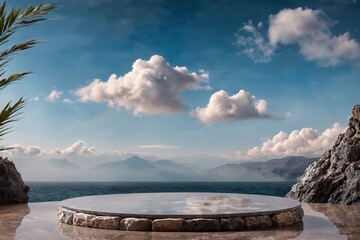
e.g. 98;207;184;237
5;141;97;157
235;123;345;159
236;8;360;67
198;69;209;82
191;89;275;125
46;89;63;102
137;145;180;149
235;20;274;63
63;98;73;104
75;55;209;115
5;144;43;156
50;141;97;156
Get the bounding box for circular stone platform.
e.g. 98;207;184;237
58;193;303;232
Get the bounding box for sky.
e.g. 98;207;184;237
2;0;360;163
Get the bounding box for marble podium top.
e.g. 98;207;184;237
60;192;301;218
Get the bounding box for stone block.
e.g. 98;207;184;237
90;216;120;230
73;213;95;227
220;217;245;231
244;215;273;229
152;218;184;232
57;208;76;225
291;207;304;223
120;218;152;231
182;218;220;232
272;211;294;227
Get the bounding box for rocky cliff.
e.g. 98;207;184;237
0;156;29;204
286;105;360;204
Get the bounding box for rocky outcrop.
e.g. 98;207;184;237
0;156;29;204
286;105;360;204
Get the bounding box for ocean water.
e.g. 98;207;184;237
26;181;295;203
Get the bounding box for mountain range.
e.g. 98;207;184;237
13;155;317;181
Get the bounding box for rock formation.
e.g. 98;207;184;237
286;105;360;204
0;156;29;204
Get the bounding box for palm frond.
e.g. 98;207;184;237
0;1;54;151
0;98;25;139
0;39;39;64
0;72;30;90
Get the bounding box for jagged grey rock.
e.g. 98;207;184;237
0;157;29;205
286;105;360;204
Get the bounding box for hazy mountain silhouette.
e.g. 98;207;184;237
92;155;316;181
94;155;199;181
13;155;317;181
209;156;317;181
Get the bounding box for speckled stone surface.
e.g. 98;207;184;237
60;193;301;218
58;193;303;231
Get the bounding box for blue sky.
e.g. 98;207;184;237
3;0;360;161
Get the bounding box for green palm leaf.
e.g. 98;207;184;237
0;1;54;151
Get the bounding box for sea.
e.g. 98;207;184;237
26;181;296;203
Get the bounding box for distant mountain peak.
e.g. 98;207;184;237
123;155;148;163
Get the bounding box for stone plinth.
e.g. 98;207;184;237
58;193;304;232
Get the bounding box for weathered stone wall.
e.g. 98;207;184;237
58;206;303;232
0;157;29;205
286;105;360;204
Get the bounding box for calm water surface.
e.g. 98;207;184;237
26;181;295;202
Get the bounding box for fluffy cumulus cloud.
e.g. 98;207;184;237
46;89;63;102
236;7;360;67
235;123;346;159
50;141;97;156
192;90;274;125
5;144;43;156
75;55;209;115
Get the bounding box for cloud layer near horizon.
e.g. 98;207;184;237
236;7;360;66
192;89;274;125
137;144;180;149
5;122;345;161
75;55;209;115
6;141;97;157
235;123;345;159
